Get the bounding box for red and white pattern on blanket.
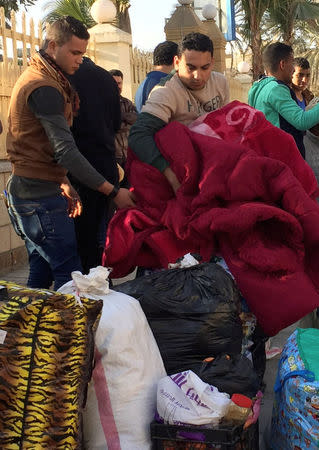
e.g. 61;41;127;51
103;101;319;336
189;102;260;144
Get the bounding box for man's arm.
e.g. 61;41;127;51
121;98;137;125
128;112;181;193
129;77;177;171
269;84;319;131
129;80;182;192
128;112;169;172
28;86;135;208
122;110;137;125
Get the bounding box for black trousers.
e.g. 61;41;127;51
73;184;111;274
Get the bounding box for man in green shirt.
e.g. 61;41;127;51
248;42;319;158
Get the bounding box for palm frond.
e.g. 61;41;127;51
294;1;319;20
41;0;131;32
267;0;319;43
42;0;96;27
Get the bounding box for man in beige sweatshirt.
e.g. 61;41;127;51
129;32;229;192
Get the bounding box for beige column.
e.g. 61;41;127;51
89;23;133;100
89;0;133;100
202;19;226;74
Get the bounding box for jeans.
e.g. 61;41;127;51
7;193;82;291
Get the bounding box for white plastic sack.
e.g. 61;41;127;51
157;370;231;427
59;272;166;450
58;266;111;300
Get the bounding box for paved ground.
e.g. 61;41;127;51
259;324;296;449
0;263;302;449
0;264;29;286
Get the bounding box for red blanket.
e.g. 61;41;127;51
103;101;319;336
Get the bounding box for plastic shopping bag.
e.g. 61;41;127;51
157;370;230;427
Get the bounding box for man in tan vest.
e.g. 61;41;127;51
6;16;135;290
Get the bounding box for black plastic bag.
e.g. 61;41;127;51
114;263;243;374
189;354;260;398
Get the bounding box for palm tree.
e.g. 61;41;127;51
43;0;131;32
268;0;319;45
292;19;319;93
114;0;130;33
235;0;271;79
303;48;319;94
235;0;319;79
265;0;319;93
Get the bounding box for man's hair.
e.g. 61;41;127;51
262;42;293;74
42;16;90;49
153;41;178;66
293;57;310;70
109;69;123;78
178;32;214;57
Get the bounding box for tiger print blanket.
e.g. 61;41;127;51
0;281;102;449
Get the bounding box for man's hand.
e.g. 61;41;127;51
60;179;83;218
114;188;136;209
97;181;135;208
163;167;181;194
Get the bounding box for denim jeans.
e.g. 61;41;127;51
7;193;82;291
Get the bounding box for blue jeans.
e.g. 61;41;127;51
7;193;82;290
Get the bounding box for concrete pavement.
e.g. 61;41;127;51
0;264;28;285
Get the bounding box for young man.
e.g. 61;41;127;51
291;57;313;110
6;16;135;290
134;40;178;112
129;32;229;193
248;43;319;158
109;69;137;167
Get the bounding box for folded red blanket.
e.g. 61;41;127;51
103;101;319;336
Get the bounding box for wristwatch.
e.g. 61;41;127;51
108;185;119;199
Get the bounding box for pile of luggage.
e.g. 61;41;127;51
0;260;261;449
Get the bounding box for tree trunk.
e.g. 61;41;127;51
282;17;294;45
113;1;131;34
117;8;131;34
249;0;264;80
